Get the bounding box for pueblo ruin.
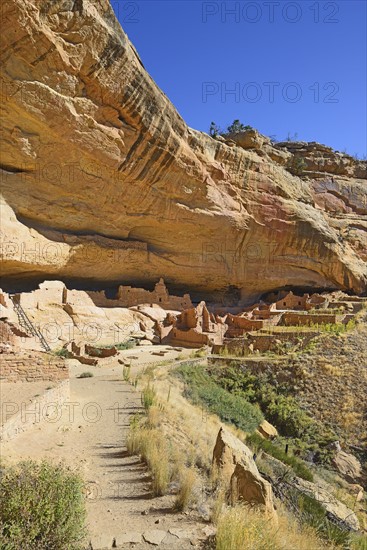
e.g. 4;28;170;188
1;279;366;362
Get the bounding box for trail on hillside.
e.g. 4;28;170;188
1;361;205;549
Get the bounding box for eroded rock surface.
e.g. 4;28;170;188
291;476;360;532
213;427;276;517
1;1;366;300
332;450;362;484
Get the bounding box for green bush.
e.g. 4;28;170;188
99;339;136;350
212;366;336;460
141;384;157;410
213;367;313;437
246;433;313;482
309;322;348;335
0;460;86;550
122;365;131;382
287;156;306;176
209;120;253;138
54;347;68;358
115;339;136;350
350;534;367;550
175;364;263;433
296;492;350;547
78;372;93;378
226;119;251;134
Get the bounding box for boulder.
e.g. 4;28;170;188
292;477;359;532
230;461;275;515
213;427;252;481
332;451;362;483
138;339;153;346
350;484;364;503
257;420;278;440
213;428;276;517
226;129;270;151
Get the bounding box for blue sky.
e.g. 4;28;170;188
113;0;366;157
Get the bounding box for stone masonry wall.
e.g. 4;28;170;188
282;312;342;326
0;379;70;442
0;351;68;382
117;278;193;311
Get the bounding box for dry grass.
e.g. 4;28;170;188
128;363;228;509
216;505;337;550
211;485;227;525
147;405;161;428
350;534;367;550
126;367;218;503
126;420;145;456
146;435;170;497
174;466;197;511
334;393;362;431
319;363;344;376
216;506;272;550
126;423;170;496
129;358;366;547
122;364;131;382
136;365;221;475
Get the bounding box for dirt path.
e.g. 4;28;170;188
1;360;207;549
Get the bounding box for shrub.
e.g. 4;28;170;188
175;364;263;433
296;492;351;546
309;322;348;335
212;365;337;460
54;347;68;358
122;365;131;382
115;339;136;350
226;119;249;134
141;384;157;410
78;372;93;378
210;120;254;138
209;122;222;137
246;433;314;481
287;156;306;176
0;460;86;550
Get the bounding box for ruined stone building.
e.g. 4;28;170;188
225;313;264;337
116;278;193;311
274;291;327;311
162;301;227;347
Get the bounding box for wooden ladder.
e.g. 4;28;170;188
10;296;51;352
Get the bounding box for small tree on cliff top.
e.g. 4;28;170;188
226;119;248;134
209;120;253;138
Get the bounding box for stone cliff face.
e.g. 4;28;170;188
1;0;366;301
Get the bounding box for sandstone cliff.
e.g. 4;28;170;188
1;0;366;301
